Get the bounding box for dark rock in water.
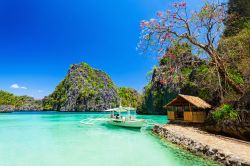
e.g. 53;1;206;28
17;96;43;111
18;104;43;112
43;63;119;111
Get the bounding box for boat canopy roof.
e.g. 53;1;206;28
104;107;135;112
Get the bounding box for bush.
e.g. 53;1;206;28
212;104;238;121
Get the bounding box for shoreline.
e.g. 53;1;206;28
153;124;250;166
0;111;130;113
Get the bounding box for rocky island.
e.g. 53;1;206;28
0;90;43;112
42;63;119;111
0;63;141;112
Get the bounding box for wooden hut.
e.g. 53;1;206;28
164;94;211;123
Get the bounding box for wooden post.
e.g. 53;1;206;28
189;103;192;122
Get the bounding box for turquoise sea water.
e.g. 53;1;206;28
0;112;218;166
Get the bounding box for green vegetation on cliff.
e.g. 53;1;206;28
43;63;143;111
43;62;119;111
0;90;23;107
137;82;176;115
223;0;250;37
118;87;142;108
0;90;42;111
42;79;67;110
212;104;239;122
138;44;214;115
1;63;142;112
138;0;250;115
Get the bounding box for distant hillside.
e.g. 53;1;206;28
0;90;42;112
118;87;142;108
43;63;120;111
0;63;143;112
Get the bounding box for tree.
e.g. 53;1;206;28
224;0;250;36
138;1;245;102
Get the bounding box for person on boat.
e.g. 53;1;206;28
114;113;119;119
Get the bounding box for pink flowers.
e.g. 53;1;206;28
141;18;163;29
159;79;167;85
169;67;175;74
162;23;167;28
154;22;160;28
140;20;150;27
157;55;162;60
173;3;178;7
179;2;186;7
160;38;165;44
150;18;156;23
165;33;171;39
168;52;176;59
156;11;163;17
173;1;186;7
138;0;227;90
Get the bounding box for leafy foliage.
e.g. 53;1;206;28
212;104;238;121
218;26;250;102
42;80;67;110
0;90;17;106
224;0;250;36
138;43;220;114
0;90;41;109
118;87;142;108
139;0;250;103
138;0;250;111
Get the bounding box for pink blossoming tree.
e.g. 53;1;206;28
138;1;244;96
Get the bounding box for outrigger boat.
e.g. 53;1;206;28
104;106;146;128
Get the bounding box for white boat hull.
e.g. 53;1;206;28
107;119;145;128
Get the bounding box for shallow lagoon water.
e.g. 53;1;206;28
0;112;218;166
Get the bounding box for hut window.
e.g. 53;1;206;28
167;106;175;112
184;106;189;112
170;106;177;112
192;106;199;112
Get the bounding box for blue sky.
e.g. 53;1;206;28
0;0;208;99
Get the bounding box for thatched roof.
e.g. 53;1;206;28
165;94;211;109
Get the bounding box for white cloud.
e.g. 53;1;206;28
10;84;19;89
20;86;28;90
10;84;28;90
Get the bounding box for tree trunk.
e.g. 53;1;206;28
218;66;244;94
186;36;244;95
209;50;245;95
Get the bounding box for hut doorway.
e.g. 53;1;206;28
175;107;184;120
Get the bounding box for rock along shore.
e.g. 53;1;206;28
153;124;250;166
